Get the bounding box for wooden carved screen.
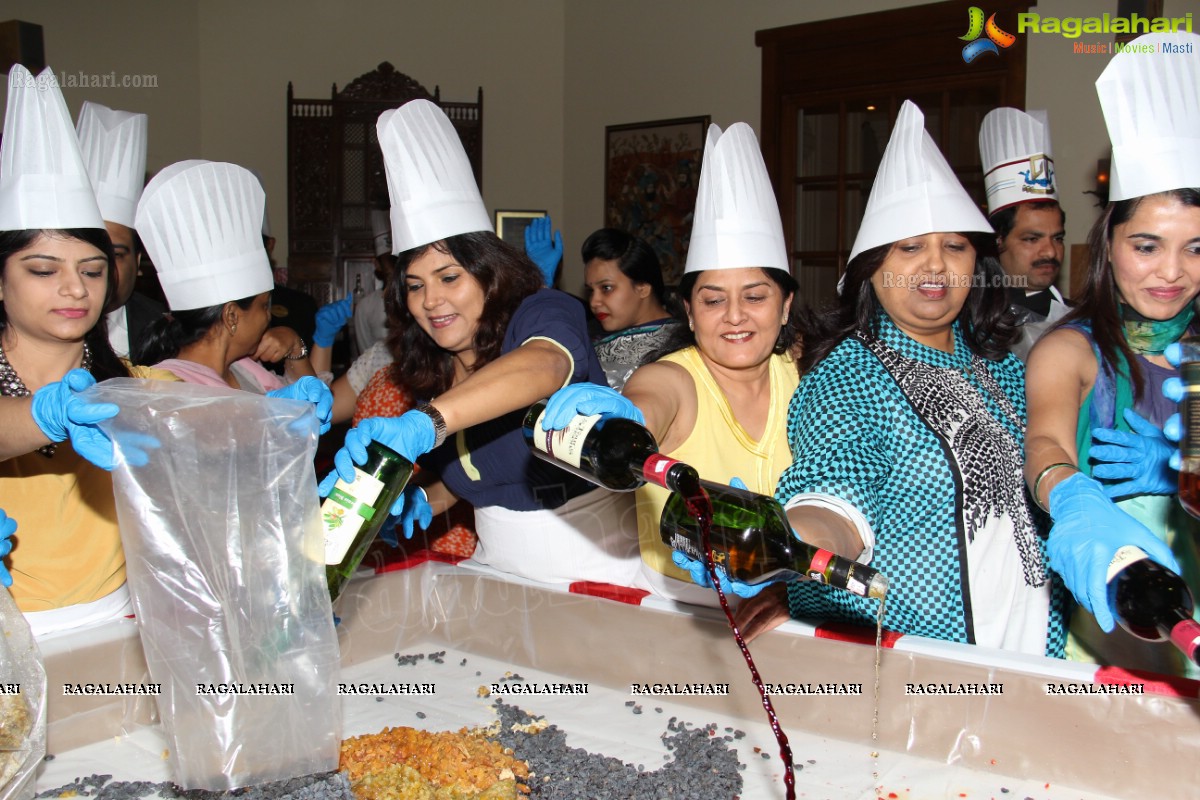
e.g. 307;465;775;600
757;0;1029;306
287;63;482;303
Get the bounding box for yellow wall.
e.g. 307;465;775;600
3;0;1195;294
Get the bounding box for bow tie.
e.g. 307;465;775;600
1010;288;1053;318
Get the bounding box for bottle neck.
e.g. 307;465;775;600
1170;616;1200;664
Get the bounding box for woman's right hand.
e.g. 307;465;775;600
318;412;437;494
541;383;645;429
30;369;121;469
313;298;354;348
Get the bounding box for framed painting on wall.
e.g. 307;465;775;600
604;115;709;285
494;209;546;251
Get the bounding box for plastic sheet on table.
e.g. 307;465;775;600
86;379;340;790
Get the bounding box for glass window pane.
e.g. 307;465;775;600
845;106;890;176
907;94;943;150
795;183;838;252
843;180;871;250
794;258;840;309
944;85;1001;167
797;106;839;178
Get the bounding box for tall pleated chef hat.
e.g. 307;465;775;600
849;100;991;264
377;99;491;254
75;101;148;229
370;208;392;256
0;65;105;231
135;160;274;311
684;122;788;274
1097;31;1200;202
979;108;1058;215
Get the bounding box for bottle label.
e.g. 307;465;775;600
530;409;600;469
643;453;683;489
322;468;386;565
1106;545;1148;583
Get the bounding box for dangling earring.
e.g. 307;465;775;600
230;322;238;335
687;318;694;331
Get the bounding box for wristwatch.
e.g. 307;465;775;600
284;341;310;361
416;402;448;448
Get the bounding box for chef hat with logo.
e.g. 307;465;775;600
1097;31;1200;202
0;65;105;231
849;100;991;264
685;122;788;275
979;107;1058;215
377;99;491;254
370;208;392;257
135;160;274;311
75;101;148;229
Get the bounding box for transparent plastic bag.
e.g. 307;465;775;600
0;586;45;800
87;379;341;790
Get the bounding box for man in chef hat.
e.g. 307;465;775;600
75;101;165;359
351;207;394;353
979;107;1068;360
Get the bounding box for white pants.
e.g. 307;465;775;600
24;584;132;640
468;488;643;587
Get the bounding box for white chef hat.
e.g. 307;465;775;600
979;108;1058;215
370;208;392;256
75;101;148;230
135;160;274;311
377;99;491;254
849;100;991;264
684;122;789;275
0;65;105;231
1097;31;1200;202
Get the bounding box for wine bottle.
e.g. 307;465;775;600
322;440;413;601
351;273;366;311
1107;546;1200;665
523;400;704;499
660;479;888;600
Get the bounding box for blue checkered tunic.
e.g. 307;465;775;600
778;315;1067;657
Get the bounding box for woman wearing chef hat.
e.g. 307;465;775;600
541;121;802;605
1025;31;1200;677
323;99;639;586
0;66;155;633
131;159;330;430
737;101;1071;656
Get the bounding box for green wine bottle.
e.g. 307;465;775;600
322;440;413;601
660;479;887;599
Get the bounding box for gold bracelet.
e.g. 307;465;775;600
1032;462;1077;514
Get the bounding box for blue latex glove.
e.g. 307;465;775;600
313;298;353;348
1046;472;1182;633
379;485;434;546
0;508;15;588
31;369;121;470
1164;343;1185;469
267;376;334;434
670;477;766;599
524;215;563;287
540;383;645;430
318;412;437;495
1091;408;1176;497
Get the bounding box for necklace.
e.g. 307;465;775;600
0;341;93;457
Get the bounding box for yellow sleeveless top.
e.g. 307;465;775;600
634;347;799;580
3;365;179;612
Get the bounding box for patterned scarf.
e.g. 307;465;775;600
1120;303;1195;355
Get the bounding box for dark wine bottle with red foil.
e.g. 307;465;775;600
522;400;703;500
660;478;888;600
1107;546;1200;665
1178;341;1200;518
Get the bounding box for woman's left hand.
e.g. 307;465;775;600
1091;408;1176;497
267;376;333;434
541;383;645;429
0;508;15;588
255;327;303;363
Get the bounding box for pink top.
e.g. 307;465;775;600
153;357;285;394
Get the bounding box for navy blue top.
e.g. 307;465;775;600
420;289;606;511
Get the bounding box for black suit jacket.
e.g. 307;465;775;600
123;291;167;355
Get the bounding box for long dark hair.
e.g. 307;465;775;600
643;267;802;363
131;296;258;366
799;232;1016;372
1057;188;1200;401
581;228;667;305
0;228;130;381
385;231;544;398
